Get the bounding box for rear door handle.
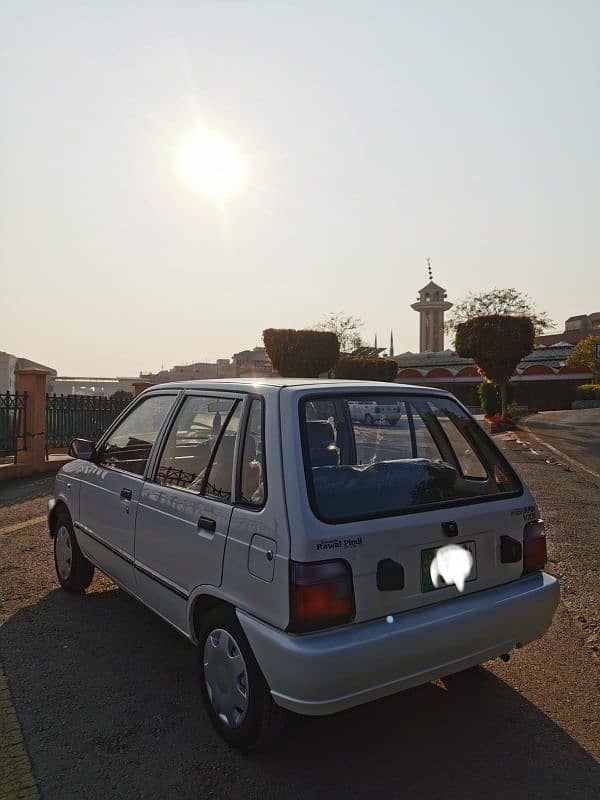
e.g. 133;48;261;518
120;488;132;500
198;516;216;532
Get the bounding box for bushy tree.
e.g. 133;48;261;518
446;288;553;342
334;356;398;382
477;381;515;416
455;315;534;419
111;390;133;402
576;384;600;401
314;312;364;353
567;335;600;381
263;328;340;377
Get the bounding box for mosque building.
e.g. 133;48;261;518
390;264;596;411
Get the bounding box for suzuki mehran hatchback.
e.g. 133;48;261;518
48;379;559;749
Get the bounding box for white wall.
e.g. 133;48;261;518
0;352;17;394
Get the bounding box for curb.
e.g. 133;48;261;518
0;663;39;800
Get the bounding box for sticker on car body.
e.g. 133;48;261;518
511;505;537;521
316;536;363;552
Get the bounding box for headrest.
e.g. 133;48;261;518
306;420;335;449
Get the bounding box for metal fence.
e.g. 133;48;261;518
0;391;27;463
46;394;131;452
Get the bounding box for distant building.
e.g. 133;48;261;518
536;313;600;347
140;346;273;384
231;347;273;377
0;351;56;394
411;278;453;353
50;376;138;396
393;271;593;411
141;359;236;384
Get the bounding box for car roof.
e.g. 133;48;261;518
145;377;449;396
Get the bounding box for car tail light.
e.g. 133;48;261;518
289;560;355;633
523;520;547;573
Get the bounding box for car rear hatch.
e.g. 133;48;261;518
316;497;531;623
291;389;533;625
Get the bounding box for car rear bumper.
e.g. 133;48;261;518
237;571;559;716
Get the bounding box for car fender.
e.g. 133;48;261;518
48;472;80;537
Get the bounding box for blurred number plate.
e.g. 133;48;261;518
421;541;477;592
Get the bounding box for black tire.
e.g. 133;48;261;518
52;508;95;592
388;418;399;426
364;413;374;426
197;605;285;751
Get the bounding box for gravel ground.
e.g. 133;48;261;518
0;432;598;800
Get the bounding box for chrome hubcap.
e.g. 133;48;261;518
203;628;249;728
55;525;73;580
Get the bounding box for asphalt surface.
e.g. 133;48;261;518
522;408;600;476
0;431;599;799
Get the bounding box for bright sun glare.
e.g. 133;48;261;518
177;125;242;202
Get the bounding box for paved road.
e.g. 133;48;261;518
0;440;599;799
522;408;600;475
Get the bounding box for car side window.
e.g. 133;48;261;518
155;396;237;494
406;402;444;462
204;405;243;501
99;395;176;476
239;399;266;507
422;400;487;479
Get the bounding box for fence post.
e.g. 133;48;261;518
132;380;152;397
16;367;53;472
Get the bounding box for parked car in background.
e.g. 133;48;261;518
48;379;559;750
348;399;401;425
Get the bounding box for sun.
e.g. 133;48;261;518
177;125;242;202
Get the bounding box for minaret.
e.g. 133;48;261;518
410;259;453;352
374;333;378;349
389;330;394;357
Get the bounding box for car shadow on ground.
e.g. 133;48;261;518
0;475;55;507
1;583;598;800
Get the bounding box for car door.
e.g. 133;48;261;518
77;392;178;592
134;392;245;632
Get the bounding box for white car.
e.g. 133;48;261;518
348;399;401;426
49;379;559;750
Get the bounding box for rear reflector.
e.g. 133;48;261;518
523;520;547;573
289;559;355;633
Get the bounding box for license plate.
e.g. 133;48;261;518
421;541;477;592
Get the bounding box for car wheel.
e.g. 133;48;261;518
53;509;95;592
364;413;374;426
198;605;285;751
388;418;399;426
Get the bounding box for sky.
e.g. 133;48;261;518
1;1;599;377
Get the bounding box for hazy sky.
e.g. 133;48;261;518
2;2;599;377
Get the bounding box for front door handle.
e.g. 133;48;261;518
120;488;132;500
198;516;216;532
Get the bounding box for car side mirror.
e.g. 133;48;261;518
68;438;97;462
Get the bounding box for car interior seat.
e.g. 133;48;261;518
306;420;340;467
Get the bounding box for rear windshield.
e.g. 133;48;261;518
301;394;522;522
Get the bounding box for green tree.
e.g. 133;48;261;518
334;356;398;381
314;312;364;353
446;288;553;342
455;315;534;419
477;381;515;416
111;390;133;403
567;335;600;381
263;328;340;377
